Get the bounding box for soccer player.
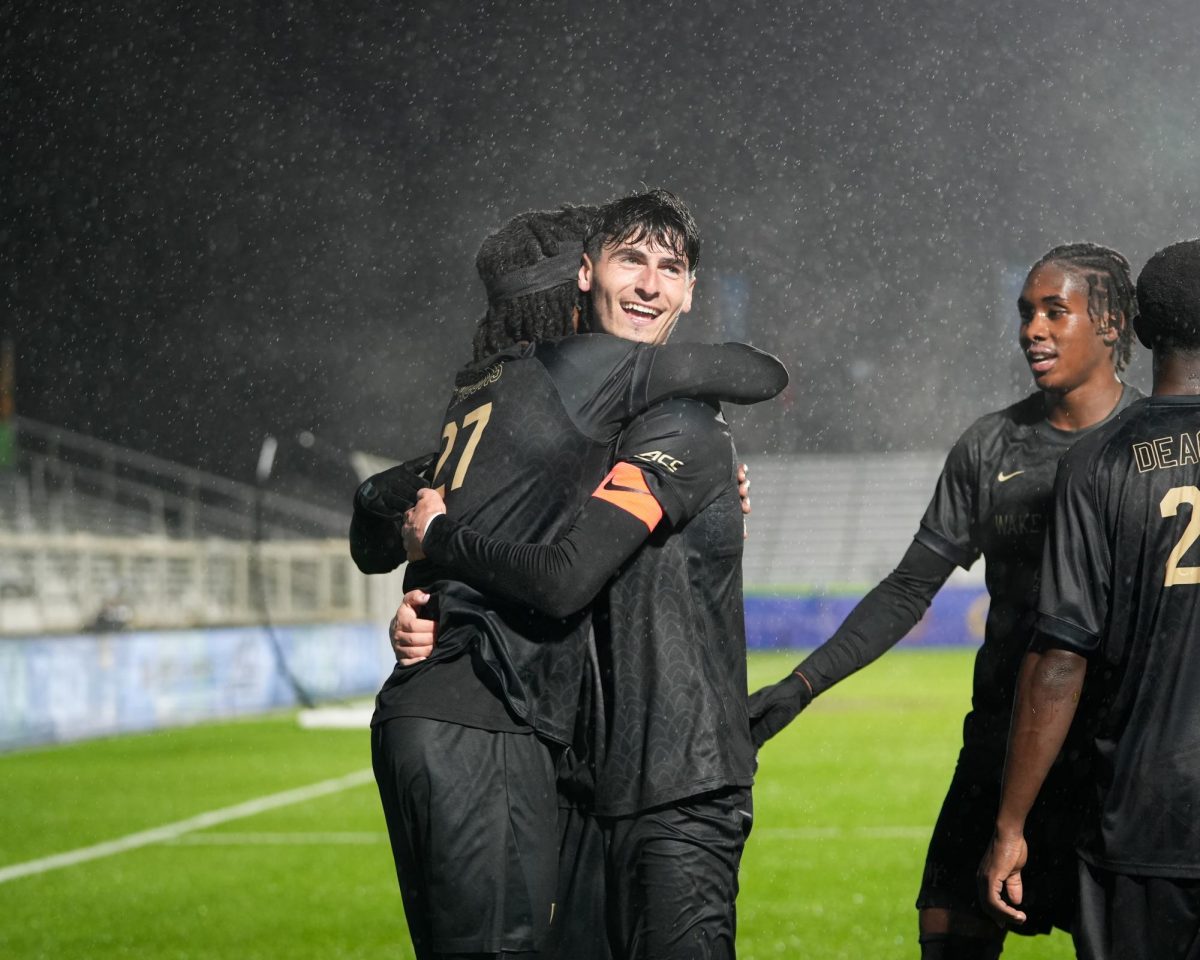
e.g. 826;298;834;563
357;199;787;960
746;243;1142;959
401;192;766;959
979;238;1200;960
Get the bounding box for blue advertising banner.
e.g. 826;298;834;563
1;588;992;751
0;623;395;752
745;586;989;650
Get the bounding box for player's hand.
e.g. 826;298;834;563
355;454;435;520
389;589;436;665
978;829;1029;927
737;463;750;539
402;488;447;562
747;671;813;748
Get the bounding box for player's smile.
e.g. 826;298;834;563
579;236;695;344
1025;345;1058;375
1018;263;1119;393
621;301;663;326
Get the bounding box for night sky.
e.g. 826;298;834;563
5;0;1199;500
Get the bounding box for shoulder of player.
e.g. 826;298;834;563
629;396;729;437
1056;406;1143;485
944;394;1039;449
936;398;1032;471
453;342;531;384
533;332;633;366
619;398;731;478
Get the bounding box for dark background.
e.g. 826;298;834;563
4;0;1198;502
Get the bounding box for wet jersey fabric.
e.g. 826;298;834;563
593;398;756;817
1035;394;1200;878
913;385;1142;753
372;336;785;746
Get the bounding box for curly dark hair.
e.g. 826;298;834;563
1135;239;1200;354
1031;242;1137;373
470;204;597;362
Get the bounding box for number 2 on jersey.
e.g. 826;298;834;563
1161;485;1200;586
432;402;493;496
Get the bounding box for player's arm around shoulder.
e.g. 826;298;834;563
616;396;736;528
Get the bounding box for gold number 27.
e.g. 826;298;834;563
432;402;493;495
1161;485;1200;587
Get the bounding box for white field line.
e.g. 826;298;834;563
0;768;375;885
167;831;387;845
158;824;926;848
756;825;929;840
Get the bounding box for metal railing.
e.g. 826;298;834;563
0;531;407;636
12;416;348;539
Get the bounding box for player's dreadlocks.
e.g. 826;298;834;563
1033;242;1137;373
585;188;701;273
471;204;597;362
1136;238;1200;353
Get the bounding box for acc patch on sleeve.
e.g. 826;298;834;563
591;462;663;531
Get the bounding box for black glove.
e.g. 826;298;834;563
354;452;436;519
748;672;813;749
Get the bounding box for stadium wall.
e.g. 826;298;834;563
0;586;989;751
0;622;395;751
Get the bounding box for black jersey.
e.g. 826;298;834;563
914;385;1142;752
1036;394;1200;878
593;398;756;817
372;336;787;746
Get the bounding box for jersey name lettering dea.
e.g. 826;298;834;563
1037;394;1200;876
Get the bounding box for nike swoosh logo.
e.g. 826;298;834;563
997;470;1025;482
603;479;649;495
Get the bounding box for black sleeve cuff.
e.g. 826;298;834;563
1031;616;1099;657
421;513;457;561
913;524;977;570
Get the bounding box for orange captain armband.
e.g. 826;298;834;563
591;462;664;532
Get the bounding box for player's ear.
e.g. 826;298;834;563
680;273;696;314
578;253;593;293
1133;313;1154;349
1101;310;1127;347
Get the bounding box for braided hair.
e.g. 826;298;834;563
1032;242;1137;373
471;204;597;362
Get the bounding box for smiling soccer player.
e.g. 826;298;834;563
749;242;1142;959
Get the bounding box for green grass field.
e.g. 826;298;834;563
0;651;1075;959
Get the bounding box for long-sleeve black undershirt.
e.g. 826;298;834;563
795;539;956;697
420;495;653;620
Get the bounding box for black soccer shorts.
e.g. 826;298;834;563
602;786;754;960
545;801;612;960
372;717;558;958
1076;860;1200;960
916;744;1083;936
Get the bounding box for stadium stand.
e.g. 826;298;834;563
0;419;981;635
12;417;346;540
0;418;404;635
741;452;984;590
